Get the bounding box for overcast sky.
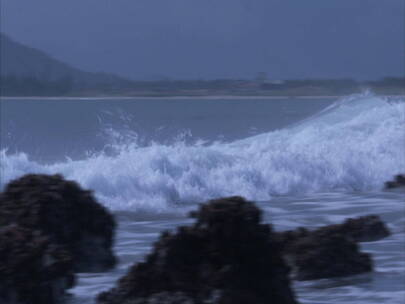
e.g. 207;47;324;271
1;0;404;80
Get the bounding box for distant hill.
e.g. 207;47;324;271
0;33;132;94
1;33;403;97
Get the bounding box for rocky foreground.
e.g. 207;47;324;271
0;174;116;304
98;196;298;304
0;174;399;304
275;215;390;280
0;174;116;272
0;225;74;304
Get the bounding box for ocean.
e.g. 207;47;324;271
1;93;404;303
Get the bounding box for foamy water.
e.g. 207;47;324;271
1;94;404;212
1;93;404;303
66;191;405;304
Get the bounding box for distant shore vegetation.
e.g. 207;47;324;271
1;76;404;97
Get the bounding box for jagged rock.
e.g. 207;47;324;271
283;231;372;281
0;225;74;304
385;174;405;189
274;215;385;280
275;215;390;248
314;215;390;242
97;196;298;304
0;174;116;272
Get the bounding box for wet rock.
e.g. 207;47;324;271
97;196;298;304
274;215;385;280
314;215;390;242
0;224;74;304
115;292;196;304
276;215;391;248
384;174;405;189
0;174;116;272
283;231;373;281
274;227;311;252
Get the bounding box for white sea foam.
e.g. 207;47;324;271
1;94;404;212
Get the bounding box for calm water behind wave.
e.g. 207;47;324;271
1;94;404;303
0;97;333;162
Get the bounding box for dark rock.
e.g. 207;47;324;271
0;224;74;304
276;215;390;248
274;227;311;252
283;231;373;281
314;215;390;242
111;292;196;304
274;215;385;280
97;196;298;304
0;174;116;272
384;174;405;189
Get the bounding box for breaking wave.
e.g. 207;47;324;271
1;93;404;212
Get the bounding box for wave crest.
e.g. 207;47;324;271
1;94;404;212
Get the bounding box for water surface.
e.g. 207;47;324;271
1;94;404;303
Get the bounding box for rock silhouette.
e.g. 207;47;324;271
385;174;405;189
0;174;116;272
0;224;74;304
282;231;373;281
97;196;298;304
276;214;390;247
274;215;387;280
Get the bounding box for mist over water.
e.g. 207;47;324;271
1;94;404;213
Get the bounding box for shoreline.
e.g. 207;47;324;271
2;94;404;101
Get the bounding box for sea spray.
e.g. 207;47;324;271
1;94;404;213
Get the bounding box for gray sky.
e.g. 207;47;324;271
1;0;404;80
